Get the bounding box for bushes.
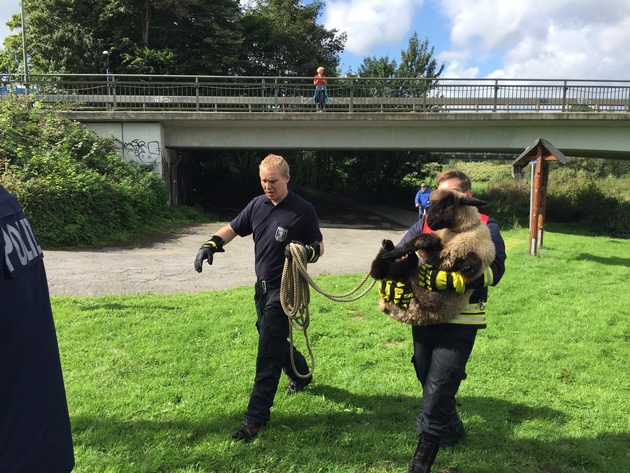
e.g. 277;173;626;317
445;159;630;238
0;96;170;247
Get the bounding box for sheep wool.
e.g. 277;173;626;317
371;189;496;326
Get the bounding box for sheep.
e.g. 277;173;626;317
370;188;496;326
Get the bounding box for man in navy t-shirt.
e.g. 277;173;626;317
194;154;324;442
0;184;74;472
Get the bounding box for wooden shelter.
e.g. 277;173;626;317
512;138;570;255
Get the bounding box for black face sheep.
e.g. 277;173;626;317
370;188;496;325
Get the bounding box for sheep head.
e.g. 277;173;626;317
426;189;488;231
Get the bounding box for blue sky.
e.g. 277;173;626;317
3;0;630;80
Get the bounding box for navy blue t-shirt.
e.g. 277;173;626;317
231;191;323;280
0;185;74;472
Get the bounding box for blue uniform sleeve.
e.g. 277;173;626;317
467;218;506;290
398;219;424;247
301;203;323;245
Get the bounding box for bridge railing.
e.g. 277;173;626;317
1;74;629;113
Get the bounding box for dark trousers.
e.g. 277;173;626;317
245;284;309;424
411;324;477;440
316;89;326;110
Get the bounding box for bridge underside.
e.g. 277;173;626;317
63;110;630;205
65;111;630;160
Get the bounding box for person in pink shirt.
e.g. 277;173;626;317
313;66;328;112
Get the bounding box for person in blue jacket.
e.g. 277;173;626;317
415;183;432;218
380;170;506;473
0;184;75;473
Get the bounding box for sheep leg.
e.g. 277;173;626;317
370;239;420;281
381;234;442;262
369;240;396;280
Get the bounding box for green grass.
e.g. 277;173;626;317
52;226;630;472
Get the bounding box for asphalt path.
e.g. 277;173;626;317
44;201;418;297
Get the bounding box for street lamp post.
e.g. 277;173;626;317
103;50;111;108
103;50;111;76
20;0;29;87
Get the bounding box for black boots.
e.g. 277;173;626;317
409;433;441;473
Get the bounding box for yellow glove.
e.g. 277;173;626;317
418;264;466;295
378;279;413;309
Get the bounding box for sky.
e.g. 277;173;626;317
2;0;630;80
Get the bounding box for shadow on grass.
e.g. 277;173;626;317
575;253;630;267
68;385;628;472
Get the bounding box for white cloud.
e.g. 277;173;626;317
324;0;424;56
0;0;20;46
437;0;630;79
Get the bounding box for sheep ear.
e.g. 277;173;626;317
461;196;488;208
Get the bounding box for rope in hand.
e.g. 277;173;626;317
280;242;377;379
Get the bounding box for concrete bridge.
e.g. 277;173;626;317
4;74;629;202
61;109;629;204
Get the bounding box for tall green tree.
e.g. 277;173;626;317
0;15;24;74
1;0;245;75
356;55;397;78
395;33;444;97
119;0;245;74
239;0;346;76
329;33;445;200
355;33;444;98
1;0;344;76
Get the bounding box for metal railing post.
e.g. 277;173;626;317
562;81;568;112
195;76;200;111
422;77;427;111
349;80;354;112
493;79;499;112
112;76;117;109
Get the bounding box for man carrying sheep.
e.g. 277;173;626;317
379;169;506;473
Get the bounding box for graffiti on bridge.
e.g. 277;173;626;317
121;139;162;165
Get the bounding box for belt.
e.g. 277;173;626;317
256;277;281;292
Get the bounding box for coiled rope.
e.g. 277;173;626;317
280;242;376;379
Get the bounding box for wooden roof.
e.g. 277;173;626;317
512;137;570;166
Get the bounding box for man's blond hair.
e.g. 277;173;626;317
260;154;290;176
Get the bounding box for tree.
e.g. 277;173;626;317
330;33;445;200
120;0;245;74
239;0;346;76
1;0;245;75
0;13;25;73
355;33;444;99
396;33;444;80
1;0;344;76
356;55;397;78
396;33;444;98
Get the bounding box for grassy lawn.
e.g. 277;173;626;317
52;226;630;472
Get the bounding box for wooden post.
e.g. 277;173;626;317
537;159;550;249
529;156;542;256
529;146;544;255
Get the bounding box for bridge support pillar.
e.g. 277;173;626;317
85;122;181;204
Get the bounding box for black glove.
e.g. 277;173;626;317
284;241;320;263
378;279;413;309
194;235;225;272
